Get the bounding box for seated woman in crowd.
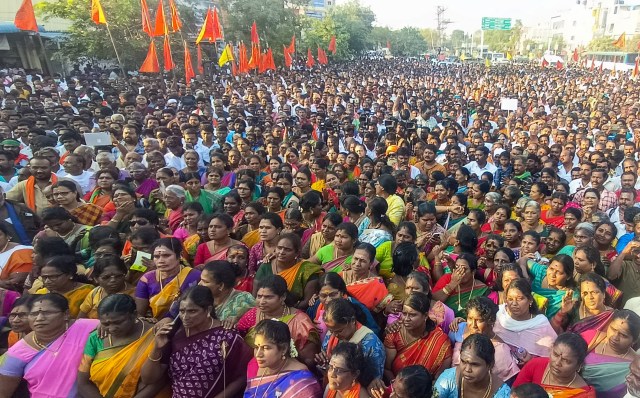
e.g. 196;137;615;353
376;221;432;280
248;212;283;278
83;169;119;210
359;197;395;248
325;342;373;398
35;255;93;318
78;256;135;319
0;222;33;292
52;180;104;226
199;260;254;325
234;201;265;249
0;293;99;397
514;332;596;398
6;296;32;350
244;319;322;397
142;286;252;398
308;222;358;272
172;202;204;242
435;333;512;398
524;253;578;318
38;207;90;252
301;212;343;259
433;253;489;318
194;214;243;267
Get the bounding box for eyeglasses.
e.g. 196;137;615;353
327;364;351;375
130;219;149;226
9;312;28;319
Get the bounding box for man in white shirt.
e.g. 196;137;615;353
464;146;497;178
569;162;593;195
58;153;95;195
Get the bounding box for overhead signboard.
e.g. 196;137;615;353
481;17;512;30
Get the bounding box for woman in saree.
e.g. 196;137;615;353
254;233;322;310
402;271;455;333
0;293;99;397
488;263;548;311
551;273;615;334
514;332;597;398
573;246;622;305
582;309;640;398
524;253;578;318
162;184;186;233
83;169;118;210
542;191;569;228
293;166;313;197
477;237;512;288
203;166;231;204
341;243;395;314
493;279;558;361
307;272;379;341
359;197;395;248
414;202;447;258
445;193;469;233
235;202;265;249
222;191;245;228
481;205;510;235
237;275;319;370
300;190;325;233
301;212;342;259
183;172;216;215
564;207;583;246
7;296;31;349
179;150;206;181
447;297;521;383
35;255;93;318
432;253;489;318
194;213;243;268
594;221;618;270
277;172;300;210
435;334;512;398
467;180;489;210
521;200;547;236
199;260;255;324
52;180;104;226
504;219;524;259
382;292;452;380
135;237;201;319
210;152;236;189
129;161;160;199
227;244;254;293
78;256;135;319
308;222;358;273
317;298;386;379
325;342;372;398
172;202;204;242
0;222;33;292
244;319;322;398
375;222;431;280
142;286;252;398
248;212;283;277
237;179;257;209
78;294;165;398
342;194;367;229
247;155;268;185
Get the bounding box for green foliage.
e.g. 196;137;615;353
390;27;427;56
587;35;640;52
481;19;523;53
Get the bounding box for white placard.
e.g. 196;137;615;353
500;98;518;111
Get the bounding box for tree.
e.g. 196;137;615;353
391;27;427;56
450;30;465;50
588;34;640;52
37;0;200;70
481;19;523;53
419;28;439;52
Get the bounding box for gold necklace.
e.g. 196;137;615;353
544;367;577;387
108;320;146;347
458;279;475;312
157;266;183;291
259;305;290;322
186;317;214;338
257;358;288;398
460;372;492;398
599;340;631;359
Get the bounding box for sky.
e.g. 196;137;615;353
337;0;571;32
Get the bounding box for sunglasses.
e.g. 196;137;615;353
130;219;149;226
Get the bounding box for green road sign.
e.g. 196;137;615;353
481;17;512;30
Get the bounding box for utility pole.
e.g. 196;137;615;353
436;6;452;51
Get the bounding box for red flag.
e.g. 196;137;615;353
169;0;181;32
196;7;223;44
14;0;38;31
541;58;549;68
306;48;315;68
328;35;336;54
163;34;174;70
572;48;579;63
317;47;328;65
153;0;167;37
287;35;296;54
140;0;153;36
590;57;595;71
599;61;603;72
231;59;238;76
139;41;160;73
211;7;223;40
91;0;107;24
556;60;563;70
239;42;249;74
184;41;195;84
267;48;275;70
283;44;292;68
251;21;259;44
248;43;260;69
196;44;203;74
258;51;267;73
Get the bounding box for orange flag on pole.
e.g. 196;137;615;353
169;0;181;32
284;44;293;68
541;58;549;68
184;41;195;83
556;60;563;70
239;42;249;74
248;43;260;69
590;58;595;71
287;35;296;54
211;7;223;40
328;35;337;54
572;48;579;62
251;21;259;44
140;41;160;73
196;7;223;44
306;48;314;68
91;0;107;25
140;0;153;36
14;0;38;32
266;48;275;70
632;57;639;78
196;44;204;74
318;47;328;65
153;0;167;37
613;33;626;49
163;34;174;70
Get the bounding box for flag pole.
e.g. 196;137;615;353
105;22;124;75
35;33;53;75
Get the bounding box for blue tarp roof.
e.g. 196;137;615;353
0;22;47;34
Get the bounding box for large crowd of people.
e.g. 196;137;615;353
0;57;640;397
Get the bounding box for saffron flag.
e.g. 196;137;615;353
251;21;259;44
541;58;549;68
197;44;204;74
248;43;260;69
184;41;195;83
153;0;167;37
140;0;153;36
556;60;563;70
231;60;237;76
599;61;603;72
318;47;328;65
306;48;314;68
328;35;336;54
613;33;626;49
632;57;639;78
590;58;595;71
239;42;249;73
287;35;296;54
163;34;174;70
91;0;107;25
169;0;182;32
140;41;160;73
218;43;234;67
572;48;579;62
266;48;275;70
196;7;223;44
284;44;293;68
14;0;38;32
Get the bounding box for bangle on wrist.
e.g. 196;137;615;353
147;351;162;362
442;286;450;295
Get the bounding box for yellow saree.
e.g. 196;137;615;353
149;267;193;319
36;283;94;318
